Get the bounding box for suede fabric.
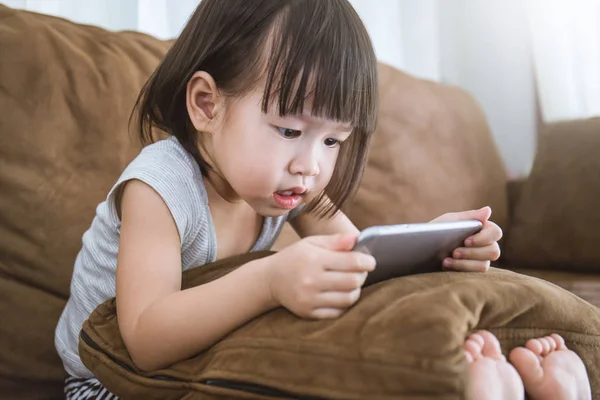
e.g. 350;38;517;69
80;252;600;399
504;118;600;272
0;5;169;398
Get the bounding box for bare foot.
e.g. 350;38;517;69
464;330;524;400
509;334;591;400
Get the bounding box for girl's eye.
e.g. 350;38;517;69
278;127;301;139
324;138;340;147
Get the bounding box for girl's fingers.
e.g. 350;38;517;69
443;258;490;272
310;308;345;319
320;271;367;291
324;251;376;273
464;222;503;247
453;243;501;262
315;289;361;309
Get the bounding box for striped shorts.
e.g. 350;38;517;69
65;376;118;400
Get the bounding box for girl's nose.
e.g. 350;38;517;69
289;148;320;177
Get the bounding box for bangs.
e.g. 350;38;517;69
134;0;378;218
261;1;377;135
257;0;378;218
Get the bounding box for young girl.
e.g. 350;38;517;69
55;1;591;399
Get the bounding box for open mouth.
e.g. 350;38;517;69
273;188;307;210
276;190;296;196
276;190;303;196
276;187;307;196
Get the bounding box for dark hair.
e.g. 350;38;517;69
132;0;378;217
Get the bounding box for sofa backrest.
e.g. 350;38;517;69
347;64;509;230
0;5;169;398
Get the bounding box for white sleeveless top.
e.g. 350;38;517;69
55;136;299;378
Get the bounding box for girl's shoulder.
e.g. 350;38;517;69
108;136;209;245
134;136;200;178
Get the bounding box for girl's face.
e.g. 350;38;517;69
207;89;353;216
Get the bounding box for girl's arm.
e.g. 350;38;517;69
116;179;276;371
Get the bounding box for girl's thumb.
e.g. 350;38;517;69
309;234;357;251
434;206;492;223
464;206;492;222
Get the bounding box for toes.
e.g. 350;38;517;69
527;335;560;356
551;333;566;350
525;338;544;355
464;338;483;361
468;332;485;348
464;330;508;362
478;330;505;361
509;347;544;386
538;338;551;355
464;349;475;363
463;332;485;362
544;335;557;352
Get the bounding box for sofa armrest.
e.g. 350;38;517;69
502;118;600;273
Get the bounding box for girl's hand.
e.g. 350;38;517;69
430;206;502;272
265;234;376;319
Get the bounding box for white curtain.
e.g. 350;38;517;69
5;0;599;178
348;0;441;82
340;0;538;179
353;0;600;125
527;0;600;123
3;0;198;39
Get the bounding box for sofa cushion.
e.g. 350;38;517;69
508;267;600;308
0;5;169;398
79;251;600;399
503;118;600;272
346;64;509;230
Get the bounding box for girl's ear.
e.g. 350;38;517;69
186;71;224;133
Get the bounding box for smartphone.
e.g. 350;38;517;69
354;220;483;287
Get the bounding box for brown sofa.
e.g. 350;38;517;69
1;5;598;399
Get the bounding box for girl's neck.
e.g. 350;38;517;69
203;173;244;210
197;137;244;206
